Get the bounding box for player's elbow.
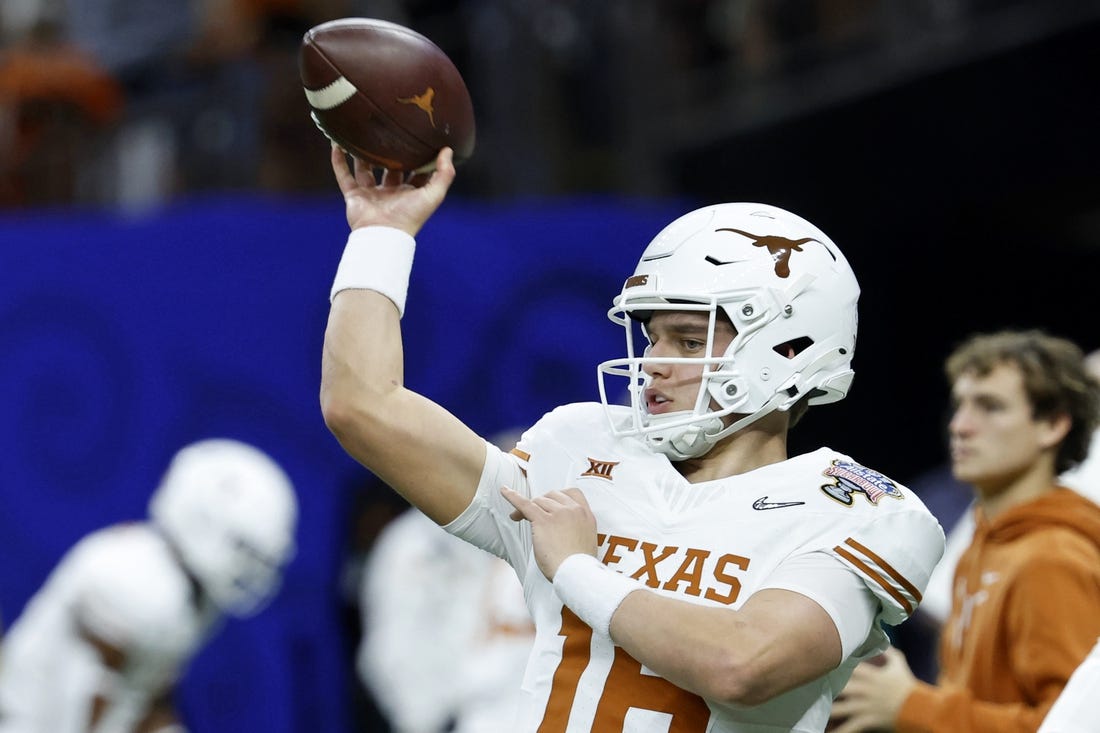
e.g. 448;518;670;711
705;654;787;707
319;370;406;459
724;679;780;708
319;386;356;441
319;375;379;445
707;674;769;707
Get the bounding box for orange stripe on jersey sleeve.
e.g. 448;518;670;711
510;447;531;462
844;538;923;603
834;545;913;615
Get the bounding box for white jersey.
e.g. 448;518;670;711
0;523;219;733
358;508;535;733
446;403;945;733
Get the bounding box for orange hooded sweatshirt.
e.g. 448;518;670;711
897;487;1100;733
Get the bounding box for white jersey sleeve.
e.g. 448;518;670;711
821;490;947;626
759;551;880;660
443;437;534;579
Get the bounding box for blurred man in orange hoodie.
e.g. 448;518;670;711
830;329;1100;733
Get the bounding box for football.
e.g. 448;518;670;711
299;17;475;172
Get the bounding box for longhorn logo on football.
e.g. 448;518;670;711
397;86;437;127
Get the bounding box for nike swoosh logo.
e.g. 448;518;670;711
753;496;806;511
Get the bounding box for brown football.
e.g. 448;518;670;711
299;17;475;172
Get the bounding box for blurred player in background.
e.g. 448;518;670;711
358;430;535;733
319;146;944;731
830;330;1100;733
358;505;535;733
0;438;298;733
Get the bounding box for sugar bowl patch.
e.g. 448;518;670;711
821;460;903;506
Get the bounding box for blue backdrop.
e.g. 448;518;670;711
0;193;691;731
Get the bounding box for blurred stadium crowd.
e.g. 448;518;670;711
3;0;1091;210
0;0;347;209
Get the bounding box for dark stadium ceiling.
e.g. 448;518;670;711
639;0;1100;154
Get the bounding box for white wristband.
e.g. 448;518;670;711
553;553;641;637
329;226;416;317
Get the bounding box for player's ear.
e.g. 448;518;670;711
1036;411;1071;450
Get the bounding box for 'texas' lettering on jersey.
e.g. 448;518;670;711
596;533;749;605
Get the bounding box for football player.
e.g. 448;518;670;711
320;146;945;731
0;439;298;733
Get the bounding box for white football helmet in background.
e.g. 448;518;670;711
598;203;860;460
149;439;298;616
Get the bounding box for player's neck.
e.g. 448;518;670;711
973;457;1058;521
676;423;789;484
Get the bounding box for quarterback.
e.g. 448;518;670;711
0;440;298;733
320;146;946;732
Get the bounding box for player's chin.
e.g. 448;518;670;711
949;457;982;484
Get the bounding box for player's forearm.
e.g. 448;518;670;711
609;591;771;705
609;589;837;706
321;220;419;450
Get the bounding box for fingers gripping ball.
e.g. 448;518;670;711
299;17;476;172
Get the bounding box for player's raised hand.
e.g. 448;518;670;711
501;487;598;581
330;144;456;237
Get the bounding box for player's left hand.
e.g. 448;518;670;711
501;487;597;581
828;646;916;733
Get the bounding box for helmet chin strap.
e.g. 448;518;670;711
643;393;788;461
644;414;724;461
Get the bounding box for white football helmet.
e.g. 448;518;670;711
149;439;298;617
598;203;860;460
